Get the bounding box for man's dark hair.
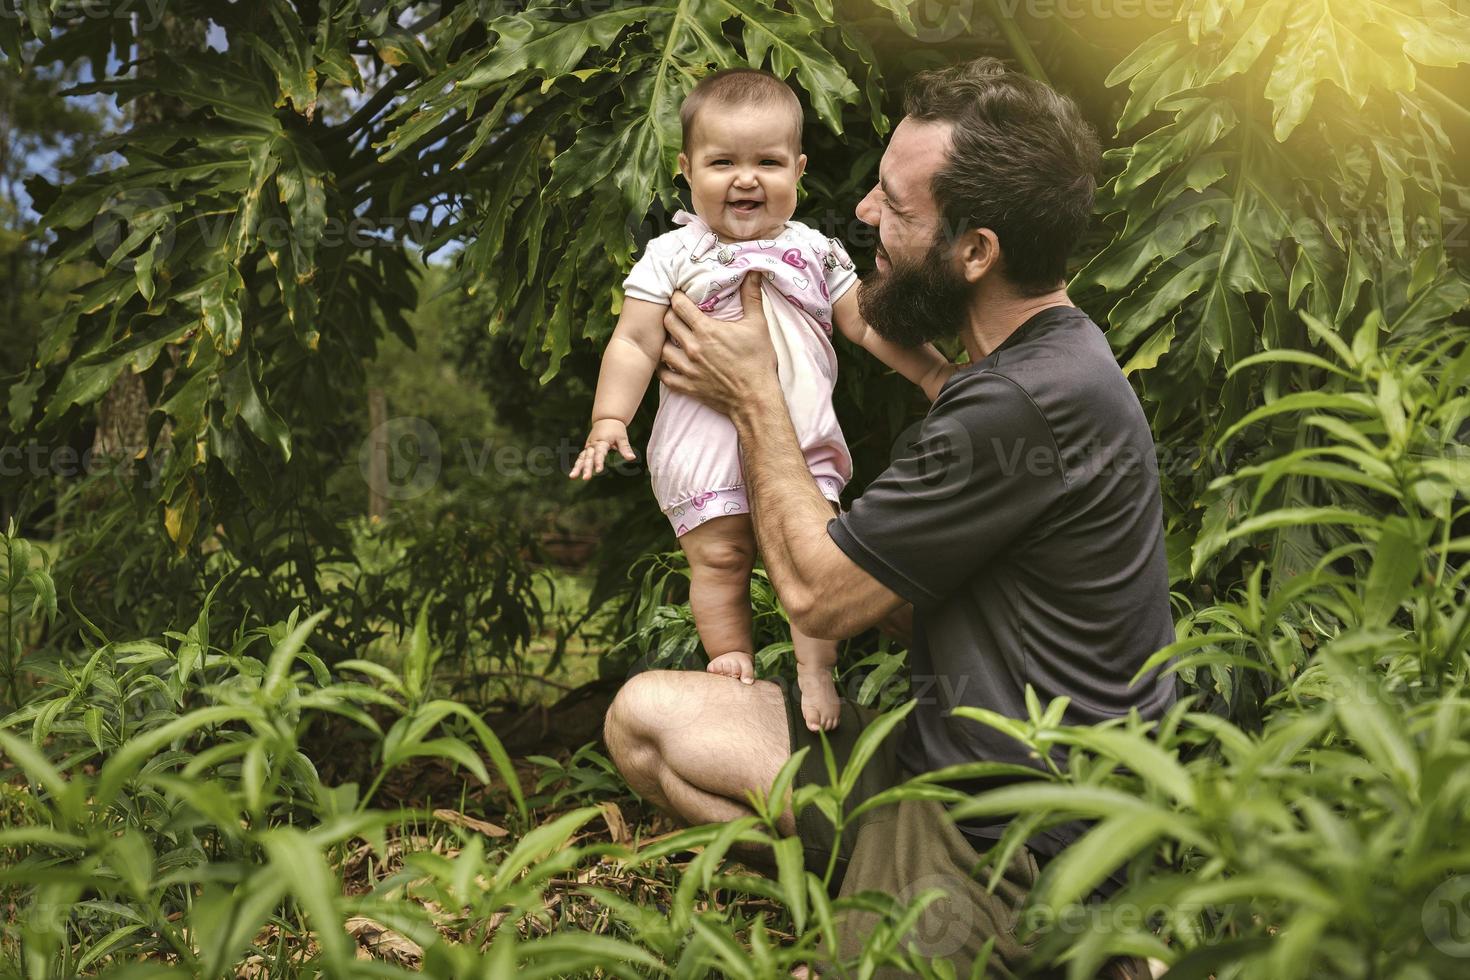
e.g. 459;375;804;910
680;68;803;153
903;58;1101;296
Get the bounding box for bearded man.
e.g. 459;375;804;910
602;58;1173;977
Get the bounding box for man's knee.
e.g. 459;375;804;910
603;670;675;769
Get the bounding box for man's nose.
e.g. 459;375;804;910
855;185;880;227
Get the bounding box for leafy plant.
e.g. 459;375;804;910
0;519;56;709
1072;0;1470;601
0;566;525;975
0;535;1020;977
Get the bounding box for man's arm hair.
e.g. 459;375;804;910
730;388;907;640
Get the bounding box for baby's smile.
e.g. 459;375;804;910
679;105;805;244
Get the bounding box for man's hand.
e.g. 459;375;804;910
657;272;780;418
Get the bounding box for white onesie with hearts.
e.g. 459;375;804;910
622;209;857;536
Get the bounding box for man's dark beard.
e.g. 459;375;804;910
858;237;973;348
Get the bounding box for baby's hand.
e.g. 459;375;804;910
570;419;636;480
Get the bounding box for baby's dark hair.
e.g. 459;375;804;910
679;68;803;152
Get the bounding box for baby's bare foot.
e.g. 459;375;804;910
797;666;840;732
706;650;755;685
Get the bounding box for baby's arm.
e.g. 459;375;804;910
569;298;668;479
832;286;956;401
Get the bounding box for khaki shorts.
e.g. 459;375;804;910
784;692;1150;979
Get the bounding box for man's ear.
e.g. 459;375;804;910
959;228;1001;284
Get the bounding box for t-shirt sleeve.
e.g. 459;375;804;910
826;371;1068;608
820;235;859;303
622;237;679;305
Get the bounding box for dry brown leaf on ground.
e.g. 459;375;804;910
345;916;424;966
599;800;631;844
433;807;509;838
474;910;512;952
235;929;318;978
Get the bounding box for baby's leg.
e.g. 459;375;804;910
792;622;841;733
791;495;844;732
680;514;758;684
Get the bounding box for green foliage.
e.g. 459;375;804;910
0;520;1001;976
6;466;547;679
0;519;56;710
413;0;873;382
0;549;536;975
943;319;1470;977
1072;0;1470;595
0;53;106;381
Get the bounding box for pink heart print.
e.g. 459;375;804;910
691;491;717;510
818;278;829;300
781;248;806;269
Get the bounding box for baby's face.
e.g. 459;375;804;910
678;106;806;242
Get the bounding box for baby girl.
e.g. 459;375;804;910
570;68;952;732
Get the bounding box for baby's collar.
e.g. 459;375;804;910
673;209;719;260
673;209;790;260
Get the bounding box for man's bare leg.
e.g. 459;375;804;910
606;670;823;974
604;670;797;840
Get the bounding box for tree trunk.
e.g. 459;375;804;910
90;371;151;459
90;13;207;464
368;388;389;521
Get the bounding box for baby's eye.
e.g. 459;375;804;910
711;159;733;166
761;159;781;167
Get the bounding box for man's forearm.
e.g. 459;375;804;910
729;382;839;623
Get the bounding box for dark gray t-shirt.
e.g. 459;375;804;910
827;305;1176;857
